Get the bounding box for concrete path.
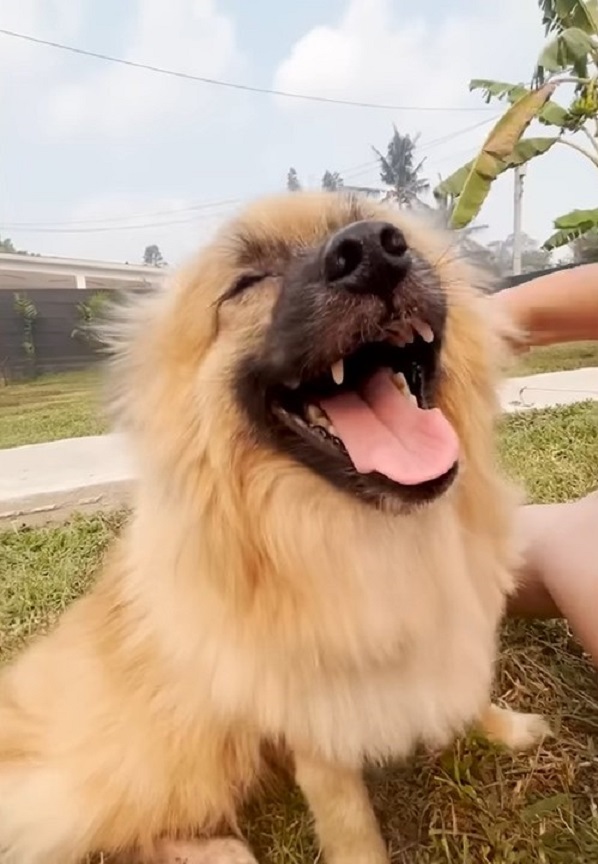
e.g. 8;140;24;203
1;368;597;528
499;367;598;413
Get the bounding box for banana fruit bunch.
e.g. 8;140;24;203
565;78;598;128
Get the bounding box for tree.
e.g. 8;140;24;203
0;237;16;253
571;228;598;262
143;244;166;267
434;0;598;251
420;197;500;277
0;237;34;255
487;233;552;275
372;127;429;206
321;170;344;191
287;167;301;192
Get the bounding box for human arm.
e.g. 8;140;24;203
496;263;598;347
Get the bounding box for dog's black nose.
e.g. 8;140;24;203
322;220;410;297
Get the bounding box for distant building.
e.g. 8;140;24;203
0;252;167;293
342;185;389;202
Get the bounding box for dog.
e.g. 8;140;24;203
0;191;550;864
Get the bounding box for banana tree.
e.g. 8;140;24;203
433;0;598;250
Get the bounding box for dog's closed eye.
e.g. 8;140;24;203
219;272;272;306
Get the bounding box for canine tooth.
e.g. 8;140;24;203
331;359;344;385
392;372;409;394
285;377;301;389
306;404;326;424
411;318;434;343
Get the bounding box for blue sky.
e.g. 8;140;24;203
1;0;597;265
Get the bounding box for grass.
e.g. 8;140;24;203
1;403;597;862
0;369;106;449
512;341;598;377
0;341;596;449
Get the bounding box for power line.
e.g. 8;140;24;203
0;211;231;235
0;27;497;113
1;114;498;233
340;115;498;182
3;114;496;232
2;197;240;229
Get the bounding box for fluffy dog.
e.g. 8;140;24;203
0;192;549;864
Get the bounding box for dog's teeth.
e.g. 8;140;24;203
306;404;325;424
392;372;409;394
285;377;300;389
331;359;344;385
411;319;434;343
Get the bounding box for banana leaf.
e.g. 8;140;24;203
543;207;598;248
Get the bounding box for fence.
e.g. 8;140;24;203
0;288;118;380
0;263;585;380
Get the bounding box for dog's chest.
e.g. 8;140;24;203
261;596;498;765
204;544;505;767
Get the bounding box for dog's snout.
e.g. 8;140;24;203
322;220;410;297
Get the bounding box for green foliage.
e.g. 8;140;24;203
435;137;558;205
0;237;33;255
286;167;301;192
143;244;166;267
13;293;38;378
71;291;109;347
570;226;598;261
536;25;597;81
543;207;598;247
0;237;16;253
470;79;570;126
434;0;598;248
372;127;429;205
446;85;556;229
487;234;553;275
538;0;598;35
321;170;344;191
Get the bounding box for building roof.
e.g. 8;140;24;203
0;252;168;291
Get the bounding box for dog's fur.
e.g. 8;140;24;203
0;192;549;864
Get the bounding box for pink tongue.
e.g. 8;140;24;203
320;369;459;486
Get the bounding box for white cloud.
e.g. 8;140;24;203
47;0;240;137
0;0;85;94
271;0;594;246
274;0;542;119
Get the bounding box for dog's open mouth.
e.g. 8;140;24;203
270;319;459;489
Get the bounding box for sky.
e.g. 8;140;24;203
0;0;596;266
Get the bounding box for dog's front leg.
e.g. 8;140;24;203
475;704;552;751
294;753;389;864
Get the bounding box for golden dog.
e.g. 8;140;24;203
0;192;549;864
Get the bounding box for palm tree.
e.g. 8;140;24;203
372;127;430;206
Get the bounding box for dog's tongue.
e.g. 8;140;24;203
320;369;459;486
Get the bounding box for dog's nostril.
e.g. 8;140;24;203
325;237;363;282
380;225;407;258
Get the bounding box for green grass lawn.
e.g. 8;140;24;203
0;341;596;450
0;369;107;448
1;402;597;863
512;341;598;377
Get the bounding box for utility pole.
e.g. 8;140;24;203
512;164;526;276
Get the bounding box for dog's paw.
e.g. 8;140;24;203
477;705;552;752
155;838;258;864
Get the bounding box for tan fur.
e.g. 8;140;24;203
0;192;548;864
